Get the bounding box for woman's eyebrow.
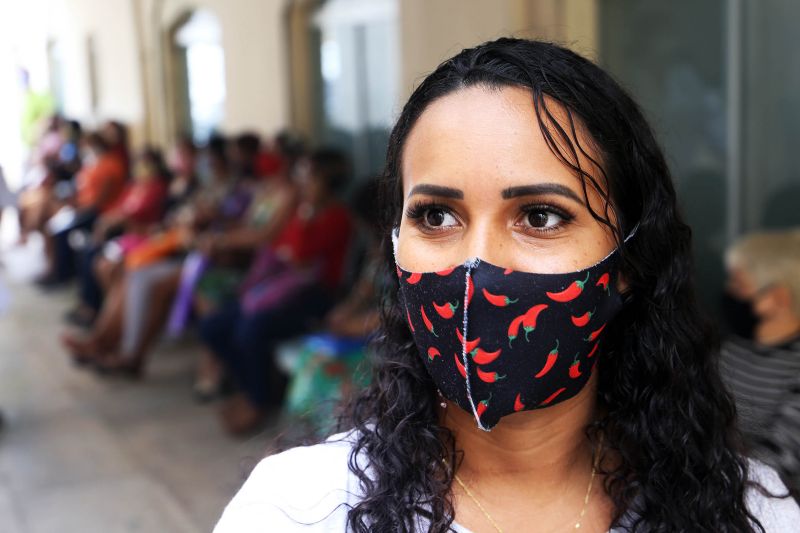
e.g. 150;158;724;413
407;184;464;199
501;183;584;205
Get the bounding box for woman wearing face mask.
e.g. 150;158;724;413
719;229;800;500
214;39;799;532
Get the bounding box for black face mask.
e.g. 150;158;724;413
721;291;758;339
393;229;632;431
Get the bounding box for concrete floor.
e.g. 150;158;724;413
0;237;285;533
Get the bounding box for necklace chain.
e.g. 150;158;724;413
448;434;603;533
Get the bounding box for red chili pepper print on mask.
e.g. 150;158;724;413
587;342;599;358
569;353;582;379
455;328;480;353
433;300;459;319
585;323;606;342
534;340;559;378
546;272;590;303
596;272;610;293
482;288;518;307
477;367;506;383
540;387;567;406
522;304;548;340
470;346;501;365
513;393;525;412
507;315;525;347
406;272;422;284
420;305;438;337
454;353;467;379
394;238;628;430
570;308;596;327
476;393;492;418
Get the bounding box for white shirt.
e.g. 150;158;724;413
214;431;800;532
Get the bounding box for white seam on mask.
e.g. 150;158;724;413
463;257;480;268
461;260;488;431
391;227;400;265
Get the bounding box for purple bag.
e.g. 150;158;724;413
166;252;209;336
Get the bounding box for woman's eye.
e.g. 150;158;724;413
524;208;564;230
424;208;457;228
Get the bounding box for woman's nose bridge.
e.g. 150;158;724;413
461;222;513;266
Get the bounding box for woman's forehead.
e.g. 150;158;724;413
400;85;603;200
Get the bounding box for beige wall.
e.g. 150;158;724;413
160;0;290;142
38;0;597;151
43;0;292;150
398;0;598;100
50;0;145;144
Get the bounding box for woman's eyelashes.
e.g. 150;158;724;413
404;199;575;235
404;200;460;232
516;203;575;234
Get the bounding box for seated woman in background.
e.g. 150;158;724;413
65;147;171;326
57;143;235;374
37;132;127;287
215;38;799;532
279;178;383;435
199;148;353;435
719;229;800;498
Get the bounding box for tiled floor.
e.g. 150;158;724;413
0;238;284;533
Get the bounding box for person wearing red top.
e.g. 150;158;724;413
199;148;353;434
63;148;169;328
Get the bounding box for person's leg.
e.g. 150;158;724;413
44;210;96;284
119;265;181;366
68;245;103;324
120;262;181;359
221;285;335;433
91;261;181;376
60;277;124;364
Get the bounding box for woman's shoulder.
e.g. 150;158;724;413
213;431;362;532
744;458;800;532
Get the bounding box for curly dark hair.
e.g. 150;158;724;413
343;38;765;532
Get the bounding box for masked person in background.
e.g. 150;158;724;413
214;39;799;532
719;229;800;498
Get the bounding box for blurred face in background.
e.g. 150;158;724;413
727;266;792;321
133;156;157;184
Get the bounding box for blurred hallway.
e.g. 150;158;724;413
0;236;271;533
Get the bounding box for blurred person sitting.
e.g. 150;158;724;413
199;148;353;435
166;134;199;210
16;118;81;244
278;178;383;435
36;132;126;287
101;120;131;179
57;137;273;376
719;229;800;497
65;147;170;326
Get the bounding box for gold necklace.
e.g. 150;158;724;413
448;434;603;533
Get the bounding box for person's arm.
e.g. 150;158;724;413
209;186;298;254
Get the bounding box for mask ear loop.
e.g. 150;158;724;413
460;258;488;431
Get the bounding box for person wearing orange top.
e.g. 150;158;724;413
38;132;126;287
